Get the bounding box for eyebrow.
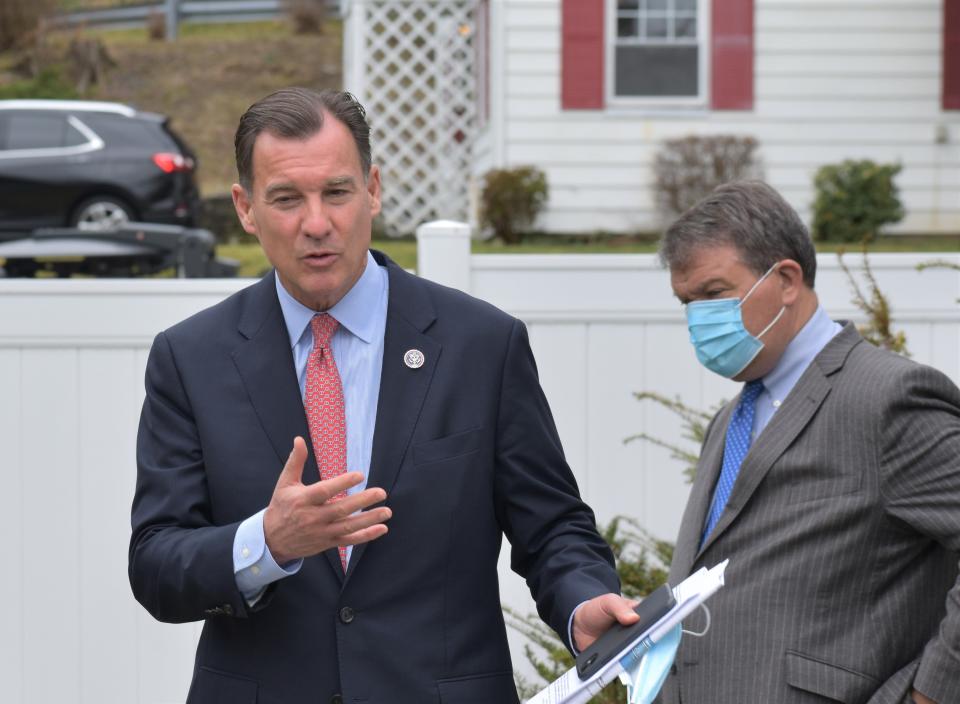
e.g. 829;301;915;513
675;277;732;302
263;176;357;199
263;182;297;199
325;176;356;188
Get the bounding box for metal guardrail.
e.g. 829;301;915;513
53;0;339;37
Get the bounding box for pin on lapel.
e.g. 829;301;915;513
404;349;425;369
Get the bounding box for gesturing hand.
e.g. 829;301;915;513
264;436;392;565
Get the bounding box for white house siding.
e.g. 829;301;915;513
476;0;960;235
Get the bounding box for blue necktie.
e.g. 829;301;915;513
701;379;764;545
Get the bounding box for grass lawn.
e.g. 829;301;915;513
218;234;960;278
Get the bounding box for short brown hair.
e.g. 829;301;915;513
659;180;818;288
234;87;372;191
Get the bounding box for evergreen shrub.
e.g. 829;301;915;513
480;166;548;244
812;160;904;243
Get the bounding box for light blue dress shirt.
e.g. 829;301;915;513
233;251;389;602
752;305;842;438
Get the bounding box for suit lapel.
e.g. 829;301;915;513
697;370;831;554
345;253;440;578
671;402;733;578
696;323;863;555
231;273;318;483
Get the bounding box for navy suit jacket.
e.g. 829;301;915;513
129;251;619;704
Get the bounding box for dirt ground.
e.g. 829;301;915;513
85;22;343;195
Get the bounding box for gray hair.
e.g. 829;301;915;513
658;180;817;288
235;87;372;191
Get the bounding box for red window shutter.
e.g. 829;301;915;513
711;0;754;110
561;0;604;109
946;0;960;110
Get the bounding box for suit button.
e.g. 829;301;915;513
330;695;343;704
339;606;355;624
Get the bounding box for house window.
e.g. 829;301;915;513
610;0;705;102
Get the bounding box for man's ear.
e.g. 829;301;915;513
777;259;805;306
367;165;382;218
231;183;259;238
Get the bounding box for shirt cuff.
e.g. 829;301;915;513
568;600;590;655
233;508;302;606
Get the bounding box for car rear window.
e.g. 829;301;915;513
1;113;87;150
80;113;176;151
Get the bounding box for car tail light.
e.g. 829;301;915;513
152;152;195;173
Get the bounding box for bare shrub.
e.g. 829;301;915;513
285;0;327;34
653;135;763;221
0;0;55;53
147;10;166;41
68;37;116;93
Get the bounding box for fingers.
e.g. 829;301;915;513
608;596;640;625
335;508;393;546
275;436;309;488
574;594;640;649
303;473;383;507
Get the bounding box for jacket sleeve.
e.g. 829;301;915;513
128;331;254;623
492;319;620;649
879;364;960;703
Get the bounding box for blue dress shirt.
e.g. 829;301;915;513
233;251;389;602
752;305;842;438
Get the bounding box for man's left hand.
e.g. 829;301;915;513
912;690;937;704
572;593;640;652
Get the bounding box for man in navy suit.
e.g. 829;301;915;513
129;88;634;704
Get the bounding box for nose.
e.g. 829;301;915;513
302;197;333;238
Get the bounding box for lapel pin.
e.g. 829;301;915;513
404;349;425;369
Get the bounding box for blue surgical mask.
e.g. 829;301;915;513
620;623;682;704
685;263;785;378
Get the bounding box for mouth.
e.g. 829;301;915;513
302;252;339;267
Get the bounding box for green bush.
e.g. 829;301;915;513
0;67;77;100
812;160;904;243
480;166;549;244
199;194;251;245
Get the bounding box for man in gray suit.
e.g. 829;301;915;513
657;181;959;704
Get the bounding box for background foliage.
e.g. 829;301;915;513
812;160;905;243
480;166;549;244
506;517;673;703
653;135;763;221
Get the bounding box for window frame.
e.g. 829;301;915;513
605;0;711;109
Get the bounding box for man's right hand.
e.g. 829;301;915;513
264;436;392;565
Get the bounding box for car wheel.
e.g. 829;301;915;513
71;196;135;231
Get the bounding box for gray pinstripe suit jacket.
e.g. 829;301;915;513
659;323;960;704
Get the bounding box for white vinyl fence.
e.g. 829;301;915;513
2;224;959;702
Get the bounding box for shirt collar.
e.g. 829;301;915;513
275;250;384;348
761;305;839;400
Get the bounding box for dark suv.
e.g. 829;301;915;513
0;100;201;232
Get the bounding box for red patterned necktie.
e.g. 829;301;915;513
305;313;349;571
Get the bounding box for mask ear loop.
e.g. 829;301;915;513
738;262;780;308
681;604;711;637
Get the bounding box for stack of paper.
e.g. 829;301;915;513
526;560;729;704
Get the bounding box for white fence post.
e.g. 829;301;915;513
415;219;472;292
165;0;179;40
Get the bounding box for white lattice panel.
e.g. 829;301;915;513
358;0;480;235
